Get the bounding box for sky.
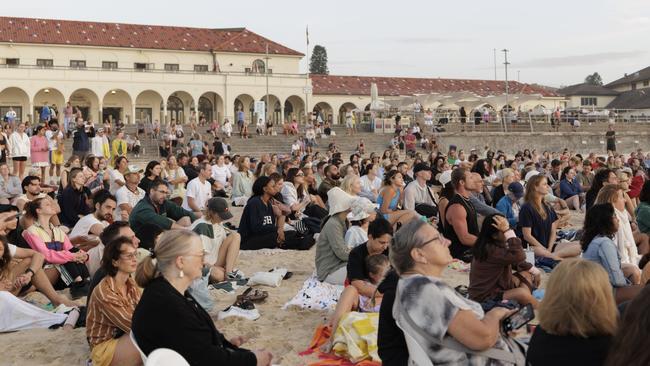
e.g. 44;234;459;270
4;0;650;87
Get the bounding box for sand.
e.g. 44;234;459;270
0;208;583;366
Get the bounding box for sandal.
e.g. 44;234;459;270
237;287;269;303
233;298;256;310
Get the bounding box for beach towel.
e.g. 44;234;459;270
301;323;381;366
283;274;344;311
332;312;380;363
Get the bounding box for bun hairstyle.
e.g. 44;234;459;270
134;229;200;288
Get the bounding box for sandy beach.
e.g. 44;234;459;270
0;208;583;366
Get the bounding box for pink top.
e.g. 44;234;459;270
30;135;49;164
23;224;76;264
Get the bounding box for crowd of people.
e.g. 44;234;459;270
3;108;650;366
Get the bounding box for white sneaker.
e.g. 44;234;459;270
218;306;260;321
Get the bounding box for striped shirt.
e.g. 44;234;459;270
86;276;141;348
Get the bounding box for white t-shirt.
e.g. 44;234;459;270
360;175;382;196
115;185;146;221
182;177;212;211
211;165;231;186
345;226;368;248
70;213;108;238
8;243;16;256
44;130;63;151
109;169;125;195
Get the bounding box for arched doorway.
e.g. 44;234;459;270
285;95;305;123
338;102;358;124
0;87;29;124
260;95;281;123
135;90;163;125
71;88;100;124
165;96;184;124
33;88;66;122
234;94;255;124
102;89;133;124
313;102;333;124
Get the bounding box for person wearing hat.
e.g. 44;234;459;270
90;127;108;160
191;197;244;282
495;182;525;228
345;197;378;248
316;187;355;285
403;163;437;216
114;164;146;221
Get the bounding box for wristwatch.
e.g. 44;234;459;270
25;268;35;276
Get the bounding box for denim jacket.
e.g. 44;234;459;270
582;235;629;287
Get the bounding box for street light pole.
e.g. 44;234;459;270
502;49;510;133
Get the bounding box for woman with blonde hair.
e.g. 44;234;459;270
131;230;272;365
340;173;362;197
527;259;617;365
595;184;647;274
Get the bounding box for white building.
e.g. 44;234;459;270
0;16;563;126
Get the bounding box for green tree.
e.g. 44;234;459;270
309;45;329;75
584;72;603;86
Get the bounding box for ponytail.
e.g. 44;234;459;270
133;229;199;288
135;255;158;288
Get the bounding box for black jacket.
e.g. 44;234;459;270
131;277;256;366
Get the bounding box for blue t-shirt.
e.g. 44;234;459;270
236;111;245;123
518;202;558;249
189;140;203;157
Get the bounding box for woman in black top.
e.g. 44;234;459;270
585;168;618;211
132;229;272;366
527;259;616;366
238;176;313;250
139;160;162;193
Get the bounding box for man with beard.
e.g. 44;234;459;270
69;190;116;275
129;179;196;240
444;167;481;262
69;189;116;239
318;164;341;204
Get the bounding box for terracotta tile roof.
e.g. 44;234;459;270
310;74;559;97
0;16;303;56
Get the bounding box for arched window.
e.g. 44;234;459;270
252;59;265;73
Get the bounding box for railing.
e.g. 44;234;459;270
0;63;305;78
369;108;650;134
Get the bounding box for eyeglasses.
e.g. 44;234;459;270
120;252;138;260
156;189;170;196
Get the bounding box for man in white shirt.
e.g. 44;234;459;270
404;163;437;212
90;128;106;158
69;190;116;276
183;162;212;214
359;163;382;202
114;165;145;221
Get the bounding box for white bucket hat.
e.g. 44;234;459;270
439;170;452;187
347;197;376;221
327;187;355;215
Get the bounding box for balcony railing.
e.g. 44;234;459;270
0;63;304;78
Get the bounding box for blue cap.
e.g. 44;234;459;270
507;182;524;199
